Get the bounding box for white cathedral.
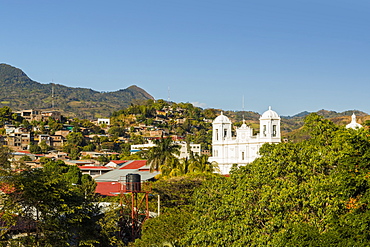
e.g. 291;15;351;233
209;107;281;174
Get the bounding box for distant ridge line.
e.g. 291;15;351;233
0;63;154;118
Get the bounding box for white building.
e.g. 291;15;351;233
131;140;201;159
209;107;281;174
97;118;110;125
346;113;363;129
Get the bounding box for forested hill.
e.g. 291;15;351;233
0;63;154;118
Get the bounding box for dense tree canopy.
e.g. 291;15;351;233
134;113;370;246
182;113;370;246
0;159;105;246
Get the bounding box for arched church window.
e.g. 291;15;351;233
273;125;277;137
263;125;267;137
216;129;219;140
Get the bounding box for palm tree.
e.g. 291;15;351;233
189;154;220;174
165;158;191;178
156;156;179;179
145;136;180;172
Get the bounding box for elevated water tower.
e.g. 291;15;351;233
119;174;151;243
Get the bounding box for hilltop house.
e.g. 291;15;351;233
16;109;61;122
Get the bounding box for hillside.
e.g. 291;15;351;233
0;64;154;118
281;109;370;142
221;108;369;141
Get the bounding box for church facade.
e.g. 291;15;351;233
209;107;281;174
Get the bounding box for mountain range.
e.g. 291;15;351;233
1;63;368;125
0;63;154;118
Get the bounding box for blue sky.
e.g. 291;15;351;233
1;0;370;116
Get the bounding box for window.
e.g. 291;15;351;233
216;129;219;140
273;125;277;137
242;152;245;160
263;125;267;137
224;129;227;139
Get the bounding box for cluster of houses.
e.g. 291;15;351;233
1;109;70;151
2;108;207;197
2;108;207;152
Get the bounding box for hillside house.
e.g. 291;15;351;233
78;165;113;178
15;109;42;121
97;118;110;126
41;111;62;121
55;130;71;138
6;129;33;151
45;151;69;160
105;160;128;168
16;109;62;122
34;134;65;149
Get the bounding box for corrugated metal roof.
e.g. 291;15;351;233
78;166;112;170
95;169;159;182
65;160;96;165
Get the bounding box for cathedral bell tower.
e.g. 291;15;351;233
212;112;232;143
259;106;281;142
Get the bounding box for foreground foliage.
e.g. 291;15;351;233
183;113;370;246
133;175;213;246
0;158;125;246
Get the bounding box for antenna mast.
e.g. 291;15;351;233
52;80;55;109
168;86;171;102
242;95;245;122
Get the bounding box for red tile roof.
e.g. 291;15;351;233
120;160;147;169
110;160;127;164
95;182;121;196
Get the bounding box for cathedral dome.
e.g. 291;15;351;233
346;113;363;129
261;106;280;119
213;112;231;124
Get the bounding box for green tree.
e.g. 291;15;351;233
29;143;42;154
4;160;100;246
39;140;51;153
47;117;63;134
134;176;208;246
108;126;126;137
97;155;109;163
66;132;86;147
134;208;192;247
19;155;32;162
145;137;180;172
82;143;96;152
189;154;219;174
69;146;81;160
